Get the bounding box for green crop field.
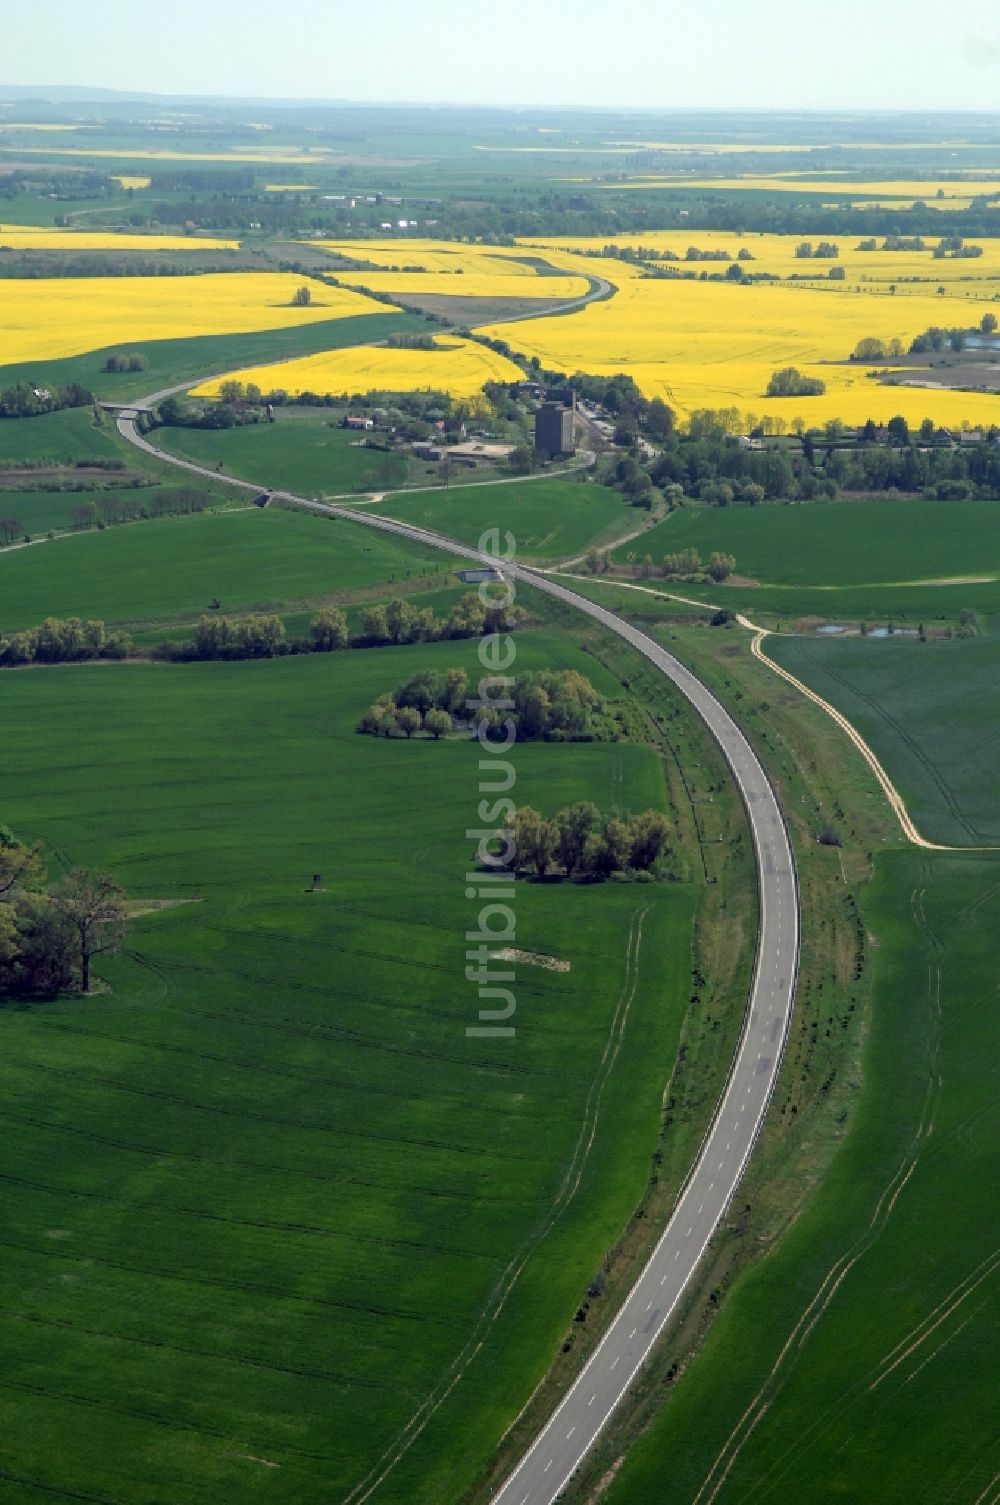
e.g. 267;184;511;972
0;635;699;1505
767;632;1000;846
0;407;125;465
612;499;1000;621
602;847;1000;1505
0;507;451;632
374;477;634;562
158;406;433;498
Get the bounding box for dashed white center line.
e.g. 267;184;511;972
629;1327;637;1339
646;1300;653;1311
611;1355;620;1370
566;1426;576;1439
588;1393;597;1406
544;1460;552;1473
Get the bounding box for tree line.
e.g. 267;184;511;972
511;802;671;881
0;617;132;667
0;826;128;999
153;592;523;664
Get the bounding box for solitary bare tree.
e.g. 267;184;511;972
51;869;128;994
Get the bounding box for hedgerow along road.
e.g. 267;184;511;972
117;399;800;1505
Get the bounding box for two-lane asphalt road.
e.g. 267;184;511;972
116;408;800;1505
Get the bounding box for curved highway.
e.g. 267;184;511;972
117;404;800;1505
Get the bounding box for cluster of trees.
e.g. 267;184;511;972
766;367;826;397
0;380;93;419
359;667;603;743
356;689;457;740
932;236;983;259
157;391;269;430
385;331;436;349
511;802;671;881
0;827;128;998
0;516;24;545
908;314;998;353
0;617;131;667
154;592;522;664
853;335;906;360
103;351;148;373
857;236;927;252
794;241;839;258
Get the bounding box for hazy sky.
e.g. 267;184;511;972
9;0;1000;111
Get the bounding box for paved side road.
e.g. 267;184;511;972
116;411;800;1505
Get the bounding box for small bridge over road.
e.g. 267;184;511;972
98;401;155;417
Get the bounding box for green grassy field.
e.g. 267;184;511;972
0;310;424;403
612;499;1000;621
0;507;451;633
373;477;634;562
601;846;1000;1505
0;407;125;465
158;407;436;497
767;633;1000;846
0;635;699;1505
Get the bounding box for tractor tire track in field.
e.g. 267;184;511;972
4;1302;410;1397
797;647;979;844
340;906;652;1505
686;864;991;1505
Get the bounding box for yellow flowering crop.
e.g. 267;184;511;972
0;275;386;366
597;175;998;205
193;336;523;403
316;241;545;278
519;230;1000;292
335;270;591;299
477;275;1000;428
112;175;153;190
0;228;237;251
15;146;328;164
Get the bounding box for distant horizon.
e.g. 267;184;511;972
8;0;1000;113
6;88;1000;124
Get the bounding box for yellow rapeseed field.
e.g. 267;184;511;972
193;336;523;402
520;231;1000;293
112;175;153;190
0;275;386;365
312;240;591;299
0;228;238;251
335;269;591;299
15;146;329;164
316;240;543;277
597;175;999;206
476;275;1000;427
